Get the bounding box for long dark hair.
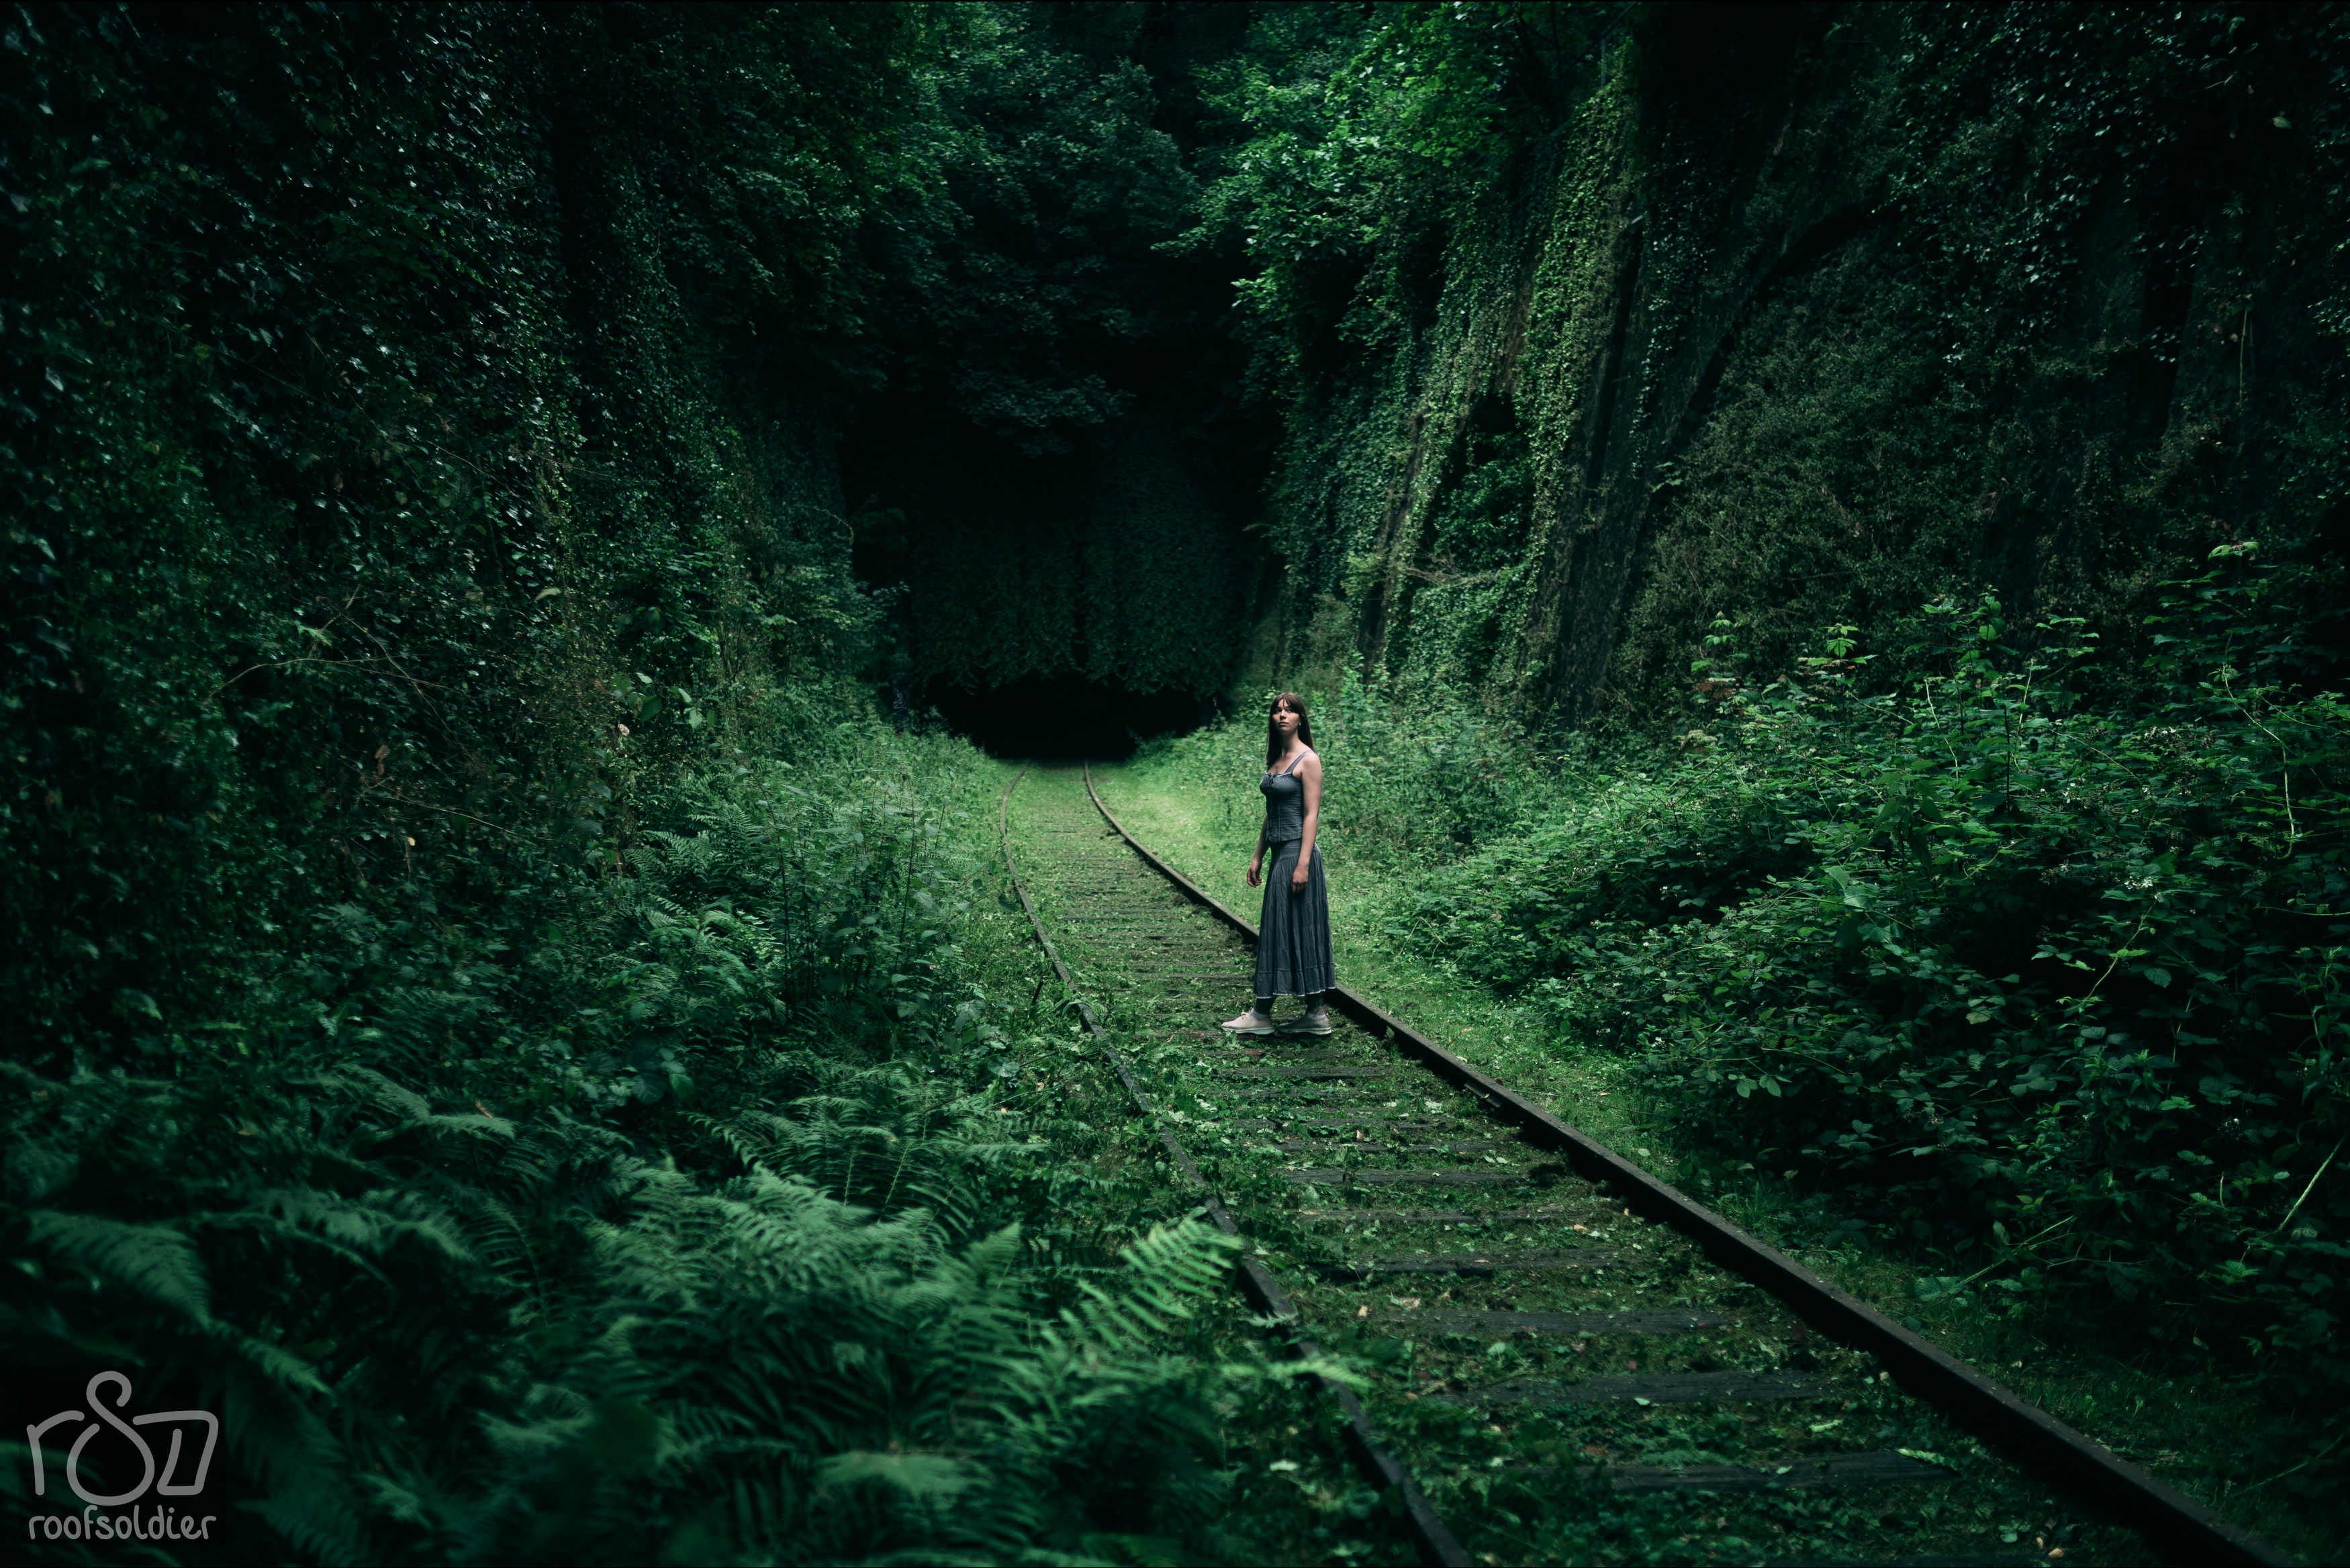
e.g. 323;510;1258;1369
1264;691;1314;767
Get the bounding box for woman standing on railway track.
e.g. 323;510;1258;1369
1224;692;1337;1036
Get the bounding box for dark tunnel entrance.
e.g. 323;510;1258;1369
925;675;1213;761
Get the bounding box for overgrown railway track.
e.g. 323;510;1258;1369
1000;765;2292;1567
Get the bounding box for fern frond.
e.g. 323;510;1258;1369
26;1210;211;1324
207;1185;475;1269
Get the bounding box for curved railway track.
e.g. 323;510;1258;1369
999;764;2293;1568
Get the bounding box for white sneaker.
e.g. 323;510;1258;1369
1278;1010;1334;1036
1221;1009;1278;1035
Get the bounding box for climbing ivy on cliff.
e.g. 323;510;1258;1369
0;1;943;1070
1195;2;2350;734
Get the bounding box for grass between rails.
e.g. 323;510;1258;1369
1000;765;1431;1567
1093;589;2350;1563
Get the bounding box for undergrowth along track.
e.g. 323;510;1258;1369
999;765;2292;1567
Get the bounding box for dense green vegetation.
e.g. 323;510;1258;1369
6;742;1271;1561
8;0;2349;1560
0;5;1314;1561
1401;573;2350;1352
1115;547;2350;1548
1207;3;2350;728
1164;0;2350;1545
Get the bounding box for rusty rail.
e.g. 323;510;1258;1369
997;769;1471;1567
1078;762;2294;1568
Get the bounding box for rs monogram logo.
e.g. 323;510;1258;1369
23;1372;220;1506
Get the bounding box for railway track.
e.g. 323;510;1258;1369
1000;765;2293;1568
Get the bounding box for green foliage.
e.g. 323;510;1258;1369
887;9;1197;448
0;8;1327;1560
1393;563;2350;1373
1601;1;2350;731
1195;2;2350;746
841;3;1265;702
0;1;914;1075
1;740;1286;1563
1190;2;1610;366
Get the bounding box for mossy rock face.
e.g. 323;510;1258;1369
1213;3;2350;732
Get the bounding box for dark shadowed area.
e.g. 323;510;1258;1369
927;675;1207;759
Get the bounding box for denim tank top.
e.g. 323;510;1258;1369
1260;750;1311;842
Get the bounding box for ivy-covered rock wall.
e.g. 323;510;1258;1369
1;0;1290;1070
1216;2;2350;730
1;3;906;1067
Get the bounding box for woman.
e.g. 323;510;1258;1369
1222;692;1337;1036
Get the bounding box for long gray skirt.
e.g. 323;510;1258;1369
1256;839;1335;997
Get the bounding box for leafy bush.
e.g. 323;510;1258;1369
1187;2;1610;362
1396;553;2349;1370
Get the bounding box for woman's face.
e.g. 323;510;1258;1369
1271;703;1301;738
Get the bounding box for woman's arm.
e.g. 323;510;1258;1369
1290;752;1323;890
1248;813;1269;887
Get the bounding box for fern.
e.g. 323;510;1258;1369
0;740;1284;1564
20;1210;213;1326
